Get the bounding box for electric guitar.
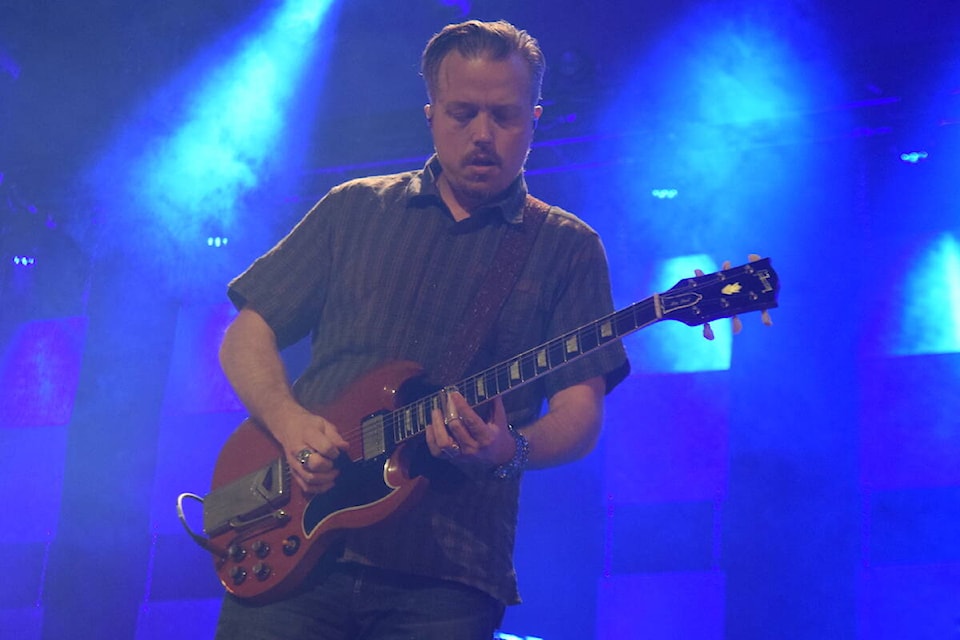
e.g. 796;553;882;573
178;256;779;603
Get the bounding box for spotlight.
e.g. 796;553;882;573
13;255;37;266
652;189;679;199
899;151;929;164
207;236;230;248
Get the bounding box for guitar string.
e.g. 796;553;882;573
314;262;774;457
328;297;657;455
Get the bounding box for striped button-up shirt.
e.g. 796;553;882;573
228;156;629;604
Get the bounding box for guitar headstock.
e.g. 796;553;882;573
659;256;779;327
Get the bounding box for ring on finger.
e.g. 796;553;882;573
297;448;314;466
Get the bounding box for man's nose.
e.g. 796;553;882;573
471;113;494;143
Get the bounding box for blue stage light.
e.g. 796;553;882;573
900;151;929;163
88;0;337;274
891;234;960;356
601;3;838;260
651;189;679;199
626;254;733;374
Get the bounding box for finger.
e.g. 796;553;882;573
447;392;483;447
427;407;461;459
315;420;350;457
296;471;338;495
291;457;339;495
490;396;507;427
425;408;443;456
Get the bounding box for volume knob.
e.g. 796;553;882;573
229;566;247;586
252;562;271;581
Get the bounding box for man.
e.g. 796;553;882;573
215;19;629;639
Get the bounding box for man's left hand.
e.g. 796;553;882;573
425;391;514;467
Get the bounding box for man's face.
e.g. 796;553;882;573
426;51;542;211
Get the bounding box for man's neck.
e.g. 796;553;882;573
436;174;476;222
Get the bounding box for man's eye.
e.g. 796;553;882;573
493;110;525;127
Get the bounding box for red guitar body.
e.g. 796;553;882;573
207;360;429;603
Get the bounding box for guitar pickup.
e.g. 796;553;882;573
203;458;292;537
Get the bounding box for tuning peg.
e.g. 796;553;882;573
722;260;731;270
693;268;716;340
702;322;715;341
748;253;761;262
732;315;743;335
761;309;773;326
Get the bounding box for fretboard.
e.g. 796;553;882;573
360;294;665;460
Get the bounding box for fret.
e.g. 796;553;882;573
615;309;635;335
520;352;537;381
417;400;427;431
579;325;599;352
391;414;403;444
463;383;478;406
495;364;511;393
485;368;502;396
547;339;566;367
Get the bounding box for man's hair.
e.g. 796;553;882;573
421;20;545;106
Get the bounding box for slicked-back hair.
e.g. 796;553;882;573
421;20;545;107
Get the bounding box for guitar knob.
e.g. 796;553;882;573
252;562;271;581
252;540;270;558
228;544;247;562
282;536;301;556
229;566;247;586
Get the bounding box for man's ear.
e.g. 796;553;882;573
424;104;432;124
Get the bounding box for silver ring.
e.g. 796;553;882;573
296;448;313;466
443;414;461;426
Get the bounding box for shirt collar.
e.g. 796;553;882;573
407;155;528;225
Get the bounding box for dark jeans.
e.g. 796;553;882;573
215;561;505;640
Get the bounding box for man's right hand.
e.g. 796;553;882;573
274;408;349;494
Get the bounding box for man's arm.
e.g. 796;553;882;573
219;307;348;493
522;376;605;468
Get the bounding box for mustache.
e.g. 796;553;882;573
464;152;501;166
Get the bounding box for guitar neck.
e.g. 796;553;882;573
365;296;660;459
459;296;660;406
360;257;778;460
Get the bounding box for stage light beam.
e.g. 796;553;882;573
892;234;960;356
88;0;338;276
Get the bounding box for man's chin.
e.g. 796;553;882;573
452;177;499;204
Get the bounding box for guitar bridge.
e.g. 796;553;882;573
203;458;292;537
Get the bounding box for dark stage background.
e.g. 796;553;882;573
1;1;959;638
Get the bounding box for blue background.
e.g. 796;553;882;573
1;1;958;638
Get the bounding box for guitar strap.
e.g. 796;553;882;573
431;194;551;386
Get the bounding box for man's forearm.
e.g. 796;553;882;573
219;308;303;437
521;376;606;469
